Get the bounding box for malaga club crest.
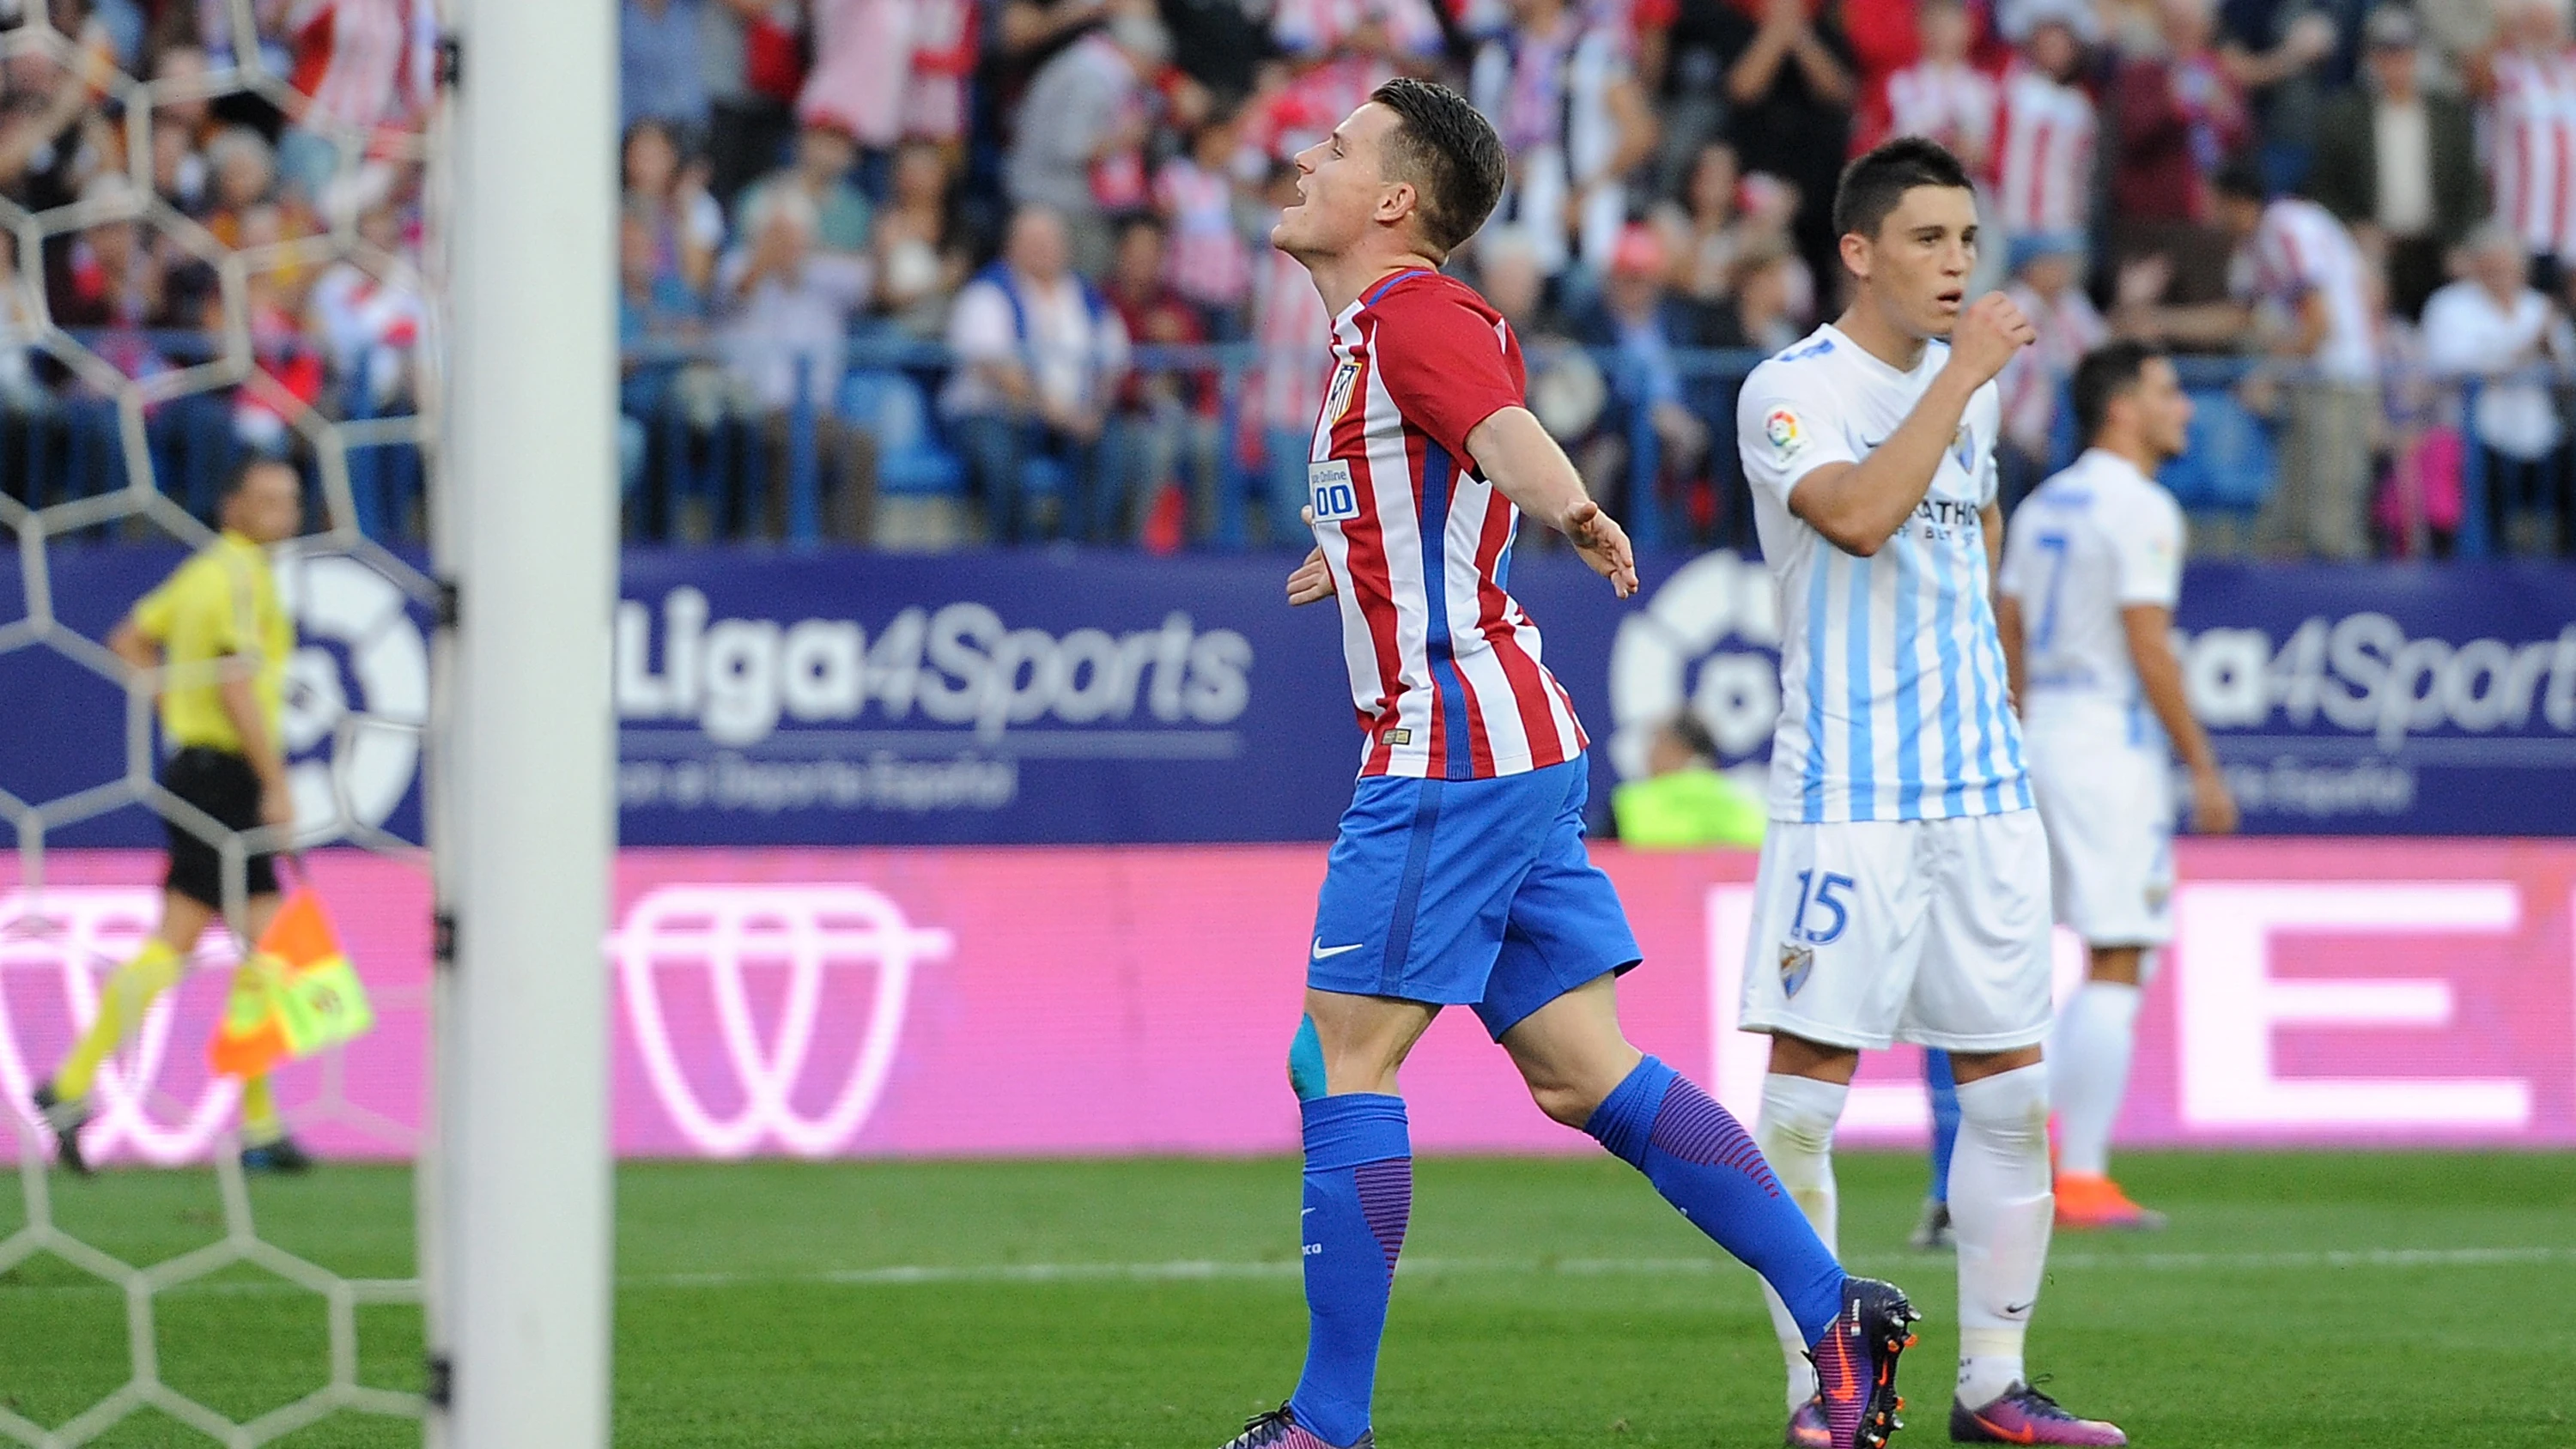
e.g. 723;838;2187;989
1779;941;1814;998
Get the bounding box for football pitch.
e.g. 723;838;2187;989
0;1151;2568;1446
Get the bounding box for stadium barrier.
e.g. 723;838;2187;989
3;840;2571;1163
9;547;2576;846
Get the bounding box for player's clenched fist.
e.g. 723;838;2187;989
1944;291;2035;388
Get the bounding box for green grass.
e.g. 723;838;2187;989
2;1152;2571;1446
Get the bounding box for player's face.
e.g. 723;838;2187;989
2131;356;2193;461
1273;104;1406;260
1850;185;1979;340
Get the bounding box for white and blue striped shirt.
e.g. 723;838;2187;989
1735;324;2032;824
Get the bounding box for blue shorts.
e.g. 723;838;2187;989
1307;755;1643;1040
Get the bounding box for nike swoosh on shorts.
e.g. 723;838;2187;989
1311;939;1366;961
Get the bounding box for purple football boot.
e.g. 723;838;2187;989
1810;1276;1920;1449
1784;1397;1832;1448
1219;1404;1370;1449
1950;1383;2128;1445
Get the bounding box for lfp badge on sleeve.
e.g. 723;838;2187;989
1309;459;1360;523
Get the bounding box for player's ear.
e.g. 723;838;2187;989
1376;179;1416;227
1838;230;1871;285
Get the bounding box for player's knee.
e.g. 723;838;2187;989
1526;1077;1601;1129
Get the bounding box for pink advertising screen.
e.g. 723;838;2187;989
3;840;2572;1165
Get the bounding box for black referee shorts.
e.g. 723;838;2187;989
160;747;279;908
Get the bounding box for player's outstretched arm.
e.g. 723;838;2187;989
1996;594;2028;717
1465;405;1639;598
1788;294;2032;556
2122;603;2239;834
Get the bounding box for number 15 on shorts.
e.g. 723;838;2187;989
1789;869;1855;945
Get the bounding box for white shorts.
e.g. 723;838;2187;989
1738;809;2054;1052
2025;724;2174;949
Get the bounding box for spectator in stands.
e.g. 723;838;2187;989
1996;231;2106;502
2213;161;2381;558
0;41;94;214
277;0;439;205
1698;233;1807;352
2211;0;2342;193
619;207;716;519
1653;141;1750;324
2421;222;2575;555
1992;8;2096;270
1004;10;1171;278
204;126;281;242
1249;161;1331;546
1857;0;1996;171
697;0;802;207
0;231;46;423
902;0;982;147
2482;0;2576;292
1155;106;1254;340
1713;0;1857;288
149;44;215;211
2108;0;2252;306
871;140;968;338
715;183;878;543
52;176;174;382
2308;6;2481;322
621;0;709;136
307;201;427;412
942;203;1130;543
799;0;914;157
1470;0;1657;284
736;117;872;255
1576;224;1710;526
623;118;723;297
1103;214;1219;544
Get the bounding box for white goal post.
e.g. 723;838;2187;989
428;0;617;1442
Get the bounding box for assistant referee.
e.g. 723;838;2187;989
34;458;313;1174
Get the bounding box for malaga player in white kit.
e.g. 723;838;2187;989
1732;138;2127;1446
1996;340;2239;1230
1224;78;1918;1449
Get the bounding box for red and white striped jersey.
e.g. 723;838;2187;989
1866;60;1998;161
288;0;436;133
1155;158;1252;307
1308;269;1588;779
1991;58;2095;236
2488;47;2576;258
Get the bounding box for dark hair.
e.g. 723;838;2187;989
2071;339;2166;444
1664;712;1720;766
1115;210;1168;242
2212;155;2269;204
1368;77;1506;258
1832;136;1976;244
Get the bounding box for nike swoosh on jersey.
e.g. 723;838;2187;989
1312;939;1367;961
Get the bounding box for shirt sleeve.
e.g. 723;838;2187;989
1365;284;1524;464
2111;488;2185;607
1735;360;1860;510
130;573;179;643
945;282;1017;363
1995;500;2041;603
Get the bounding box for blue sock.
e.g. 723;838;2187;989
1586;1056;1845;1345
1924;1049;1960;1206
1289;1094;1409;1448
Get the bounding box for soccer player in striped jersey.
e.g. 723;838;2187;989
1218;78;1917;1449
1731;138;2126;1446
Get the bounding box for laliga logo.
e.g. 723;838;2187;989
273;548;429;846
0;889;241;1165
615;885;954;1158
1606;552;1783;779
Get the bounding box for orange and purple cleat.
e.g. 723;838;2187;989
1808;1276;1920;1449
2054;1173;2167;1231
1951;1382;2129;1445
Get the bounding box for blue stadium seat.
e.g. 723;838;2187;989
2160;388;2278;511
841;370;963;498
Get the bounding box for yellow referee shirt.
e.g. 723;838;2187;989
130;530;290;754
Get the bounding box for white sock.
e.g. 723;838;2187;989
1754;1072;1848;1410
1950;1064;2052;1410
2050;981;2142;1179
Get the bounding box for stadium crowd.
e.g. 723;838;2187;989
3;0;2575;558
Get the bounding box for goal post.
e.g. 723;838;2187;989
428;0;617;1441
